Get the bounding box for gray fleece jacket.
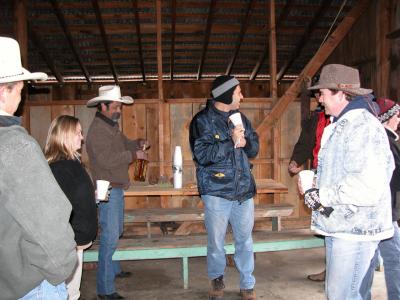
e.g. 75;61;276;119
0;121;77;299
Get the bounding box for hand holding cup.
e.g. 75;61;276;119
96;180;110;203
298;170;315;195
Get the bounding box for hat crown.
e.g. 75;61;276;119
98;85;122;100
0;37;23;78
318;64;360;87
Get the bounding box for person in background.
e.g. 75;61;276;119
86;85;148;300
288;93;330;282
361;98;400;300
299;64;394;299
189;75;259;300
0;36;77;300
44;115;98;300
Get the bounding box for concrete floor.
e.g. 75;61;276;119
80;247;387;299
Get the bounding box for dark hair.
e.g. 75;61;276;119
328;89;352;101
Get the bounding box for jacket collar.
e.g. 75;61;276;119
95;111;118;127
0;114;21;127
334;94;376;122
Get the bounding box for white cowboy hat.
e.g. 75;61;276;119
86;85;134;107
0;37;48;83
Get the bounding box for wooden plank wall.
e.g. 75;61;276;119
23;82;312;230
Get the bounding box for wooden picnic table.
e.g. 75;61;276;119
125;178;288;196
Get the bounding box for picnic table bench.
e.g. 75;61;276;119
83;229;324;289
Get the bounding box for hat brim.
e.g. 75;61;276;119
308;83;372;96
0;68;48;84
86;95;134;107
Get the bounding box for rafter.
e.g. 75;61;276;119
91;0;119;84
197;0;217;80
49;0;91;83
28;24;64;83
256;0;370;135
226;0;256;76
250;0;294;80
276;0;333;82
170;0;176;80
132;0;146;82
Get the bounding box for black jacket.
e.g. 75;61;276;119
386;128;400;221
189;100;259;201
50;159;98;245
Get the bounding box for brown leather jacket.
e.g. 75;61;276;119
86;112;139;189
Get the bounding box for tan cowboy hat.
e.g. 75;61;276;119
0;37;47;83
308;64;372;96
86;85;134;107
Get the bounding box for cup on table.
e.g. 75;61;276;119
96;180;110;201
298;170;315;192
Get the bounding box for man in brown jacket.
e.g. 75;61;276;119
86;85;147;300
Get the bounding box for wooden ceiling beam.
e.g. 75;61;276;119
28;24;64;83
256;0;370;135
170;0;176;80
250;0;294;80
132;0;146;82
49;0;91;83
197;0;217;80
225;0;256;75
276;0;332;82
91;0;119;84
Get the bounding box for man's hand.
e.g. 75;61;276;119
304;188;333;217
138;139;150;151
136;149;148;160
232;125;245;148
288;160;302;175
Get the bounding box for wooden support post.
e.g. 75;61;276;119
269;0;277;102
156;0;165;177
14;0;29;124
269;0;280;203
376;0;391;97
256;0;370;135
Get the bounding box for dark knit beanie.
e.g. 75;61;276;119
211;75;240;104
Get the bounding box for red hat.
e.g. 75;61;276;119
377;98;400;123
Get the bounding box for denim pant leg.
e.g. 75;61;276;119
97;188;124;295
380;222;400;300
112;193;125;276
229;198;255;290
359;248;378;300
325;236;379;300
202;195;231;280
19;280;67;300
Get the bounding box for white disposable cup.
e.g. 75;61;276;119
229;112;243;127
299;170;315;191
96;180;110;201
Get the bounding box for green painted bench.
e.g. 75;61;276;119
83;229;324;289
124;203;295;238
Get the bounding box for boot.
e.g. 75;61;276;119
209;275;225;300
307;269;326;282
240;288;256;300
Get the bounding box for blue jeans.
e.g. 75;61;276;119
325;236;379;300
361;221;400;300
202;195;255;290
97;188;124;295
19;280;67;300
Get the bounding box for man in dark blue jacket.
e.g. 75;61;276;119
189;75;259;300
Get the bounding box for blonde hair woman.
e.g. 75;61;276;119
45;115;97;300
